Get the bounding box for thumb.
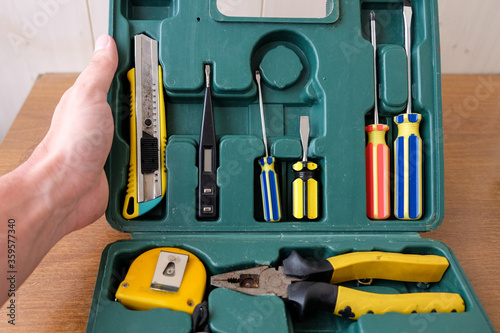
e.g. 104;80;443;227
75;35;118;96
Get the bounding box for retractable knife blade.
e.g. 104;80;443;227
123;34;167;219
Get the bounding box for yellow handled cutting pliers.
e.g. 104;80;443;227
210;251;465;320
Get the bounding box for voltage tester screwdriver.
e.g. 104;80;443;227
255;71;281;222
197;65;218;220
365;11;390;220
394;0;423;220
292;116;319;220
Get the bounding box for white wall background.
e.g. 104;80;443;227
0;0;499;143
0;0;108;144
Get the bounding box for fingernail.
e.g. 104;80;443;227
94;35;110;53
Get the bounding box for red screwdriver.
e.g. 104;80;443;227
366;11;390;220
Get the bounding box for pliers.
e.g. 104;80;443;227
210;251;466;320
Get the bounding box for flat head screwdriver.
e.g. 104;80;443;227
292;116;319;220
256;71;281;222
365;11;390;220
394;0;423;220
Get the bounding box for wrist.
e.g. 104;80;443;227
26;134;109;234
0;144;73;292
17;143;74;239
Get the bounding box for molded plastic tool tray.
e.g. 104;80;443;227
86;0;495;332
105;0;443;232
86;236;493;333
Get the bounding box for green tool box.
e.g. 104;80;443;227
86;0;494;332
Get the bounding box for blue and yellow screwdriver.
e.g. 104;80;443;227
394;0;422;220
255;71;281;222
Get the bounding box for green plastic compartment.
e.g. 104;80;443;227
377;44;408;113
106;0;443;231
86;0;494;332
86;235;493;333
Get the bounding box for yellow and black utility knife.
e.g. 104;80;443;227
123;34;167;219
211;251;465;320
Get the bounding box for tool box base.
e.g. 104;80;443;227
86;235;493;333
209;288;292;333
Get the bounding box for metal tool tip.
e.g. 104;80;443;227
300;116;310;131
403;0;411;7
255;70;261;80
370;10;375;20
205;65;211;87
135;33;154;43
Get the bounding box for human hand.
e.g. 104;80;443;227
0;35;119;302
27;35;119;235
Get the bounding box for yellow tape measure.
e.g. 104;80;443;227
115;247;206;315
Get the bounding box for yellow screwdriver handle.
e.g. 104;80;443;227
334;286;465;320
292;161;319;219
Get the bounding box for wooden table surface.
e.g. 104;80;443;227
1;73;499;332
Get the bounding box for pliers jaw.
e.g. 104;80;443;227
210;265;302;298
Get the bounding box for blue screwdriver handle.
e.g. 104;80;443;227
394;113;422;220
259;156;281;222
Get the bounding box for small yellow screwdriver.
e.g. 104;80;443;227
255;71;281;222
292;116;319;220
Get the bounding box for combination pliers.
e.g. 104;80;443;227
210;251;465;320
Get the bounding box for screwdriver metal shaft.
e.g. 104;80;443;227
394;0;423;220
366;11;390;220
256;71;281;222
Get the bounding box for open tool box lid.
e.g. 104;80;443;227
86;0;494;332
105;0;442;233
